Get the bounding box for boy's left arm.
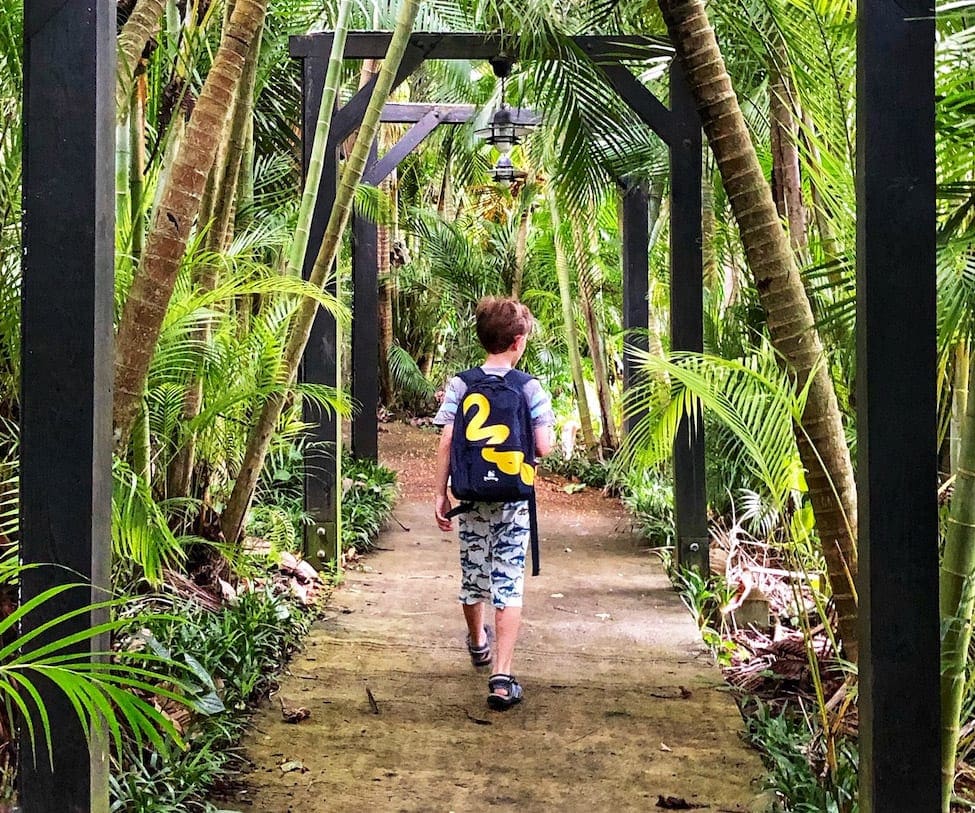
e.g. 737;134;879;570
434;423;454;531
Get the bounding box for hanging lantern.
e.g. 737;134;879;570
489;154;528;186
475;54;536;184
475;105;535;156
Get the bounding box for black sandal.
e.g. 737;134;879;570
487;673;523;711
466;626;493;669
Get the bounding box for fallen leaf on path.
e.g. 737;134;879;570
279;696;311;723
656;796;705;810
563;483;586;494
279;760;306;773
659;742;672;752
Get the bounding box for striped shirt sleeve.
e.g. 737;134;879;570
524;379;555;427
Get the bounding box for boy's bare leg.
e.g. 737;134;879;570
463;600;488;647
492;605;522;688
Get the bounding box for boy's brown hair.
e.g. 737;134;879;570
475;296;533;354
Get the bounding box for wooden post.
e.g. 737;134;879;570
299;52;342;564
856;1;938;808
21;1;115;810
669;60;707;574
352;144;380;461
620;182;649;438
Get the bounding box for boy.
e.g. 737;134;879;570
433;297;554;710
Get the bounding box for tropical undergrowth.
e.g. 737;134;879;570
616;346;859;812
107;448;397;809
110;586;313;812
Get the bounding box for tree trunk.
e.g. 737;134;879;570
116;0;167;119
377;167;396;406
940;349;975;810
573;220;618;452
113;0;269;449
658;0;859;658
512;204;530;299
769;51;809;264
548;192;598;455
130;73;148;261
168;19;265;499
221;0;422;543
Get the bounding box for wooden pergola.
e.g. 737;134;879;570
288;31;708;573
20;2;938;811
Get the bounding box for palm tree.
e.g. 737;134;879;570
113;0;270;449
657;0;860;657
222;0;423;543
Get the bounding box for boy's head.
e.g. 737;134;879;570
475;297;533;355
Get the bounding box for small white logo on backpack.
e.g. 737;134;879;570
483;470;499;483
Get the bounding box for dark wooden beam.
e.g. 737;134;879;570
351;144;381;461
298;45;427;562
668;61;707;575
331;44;429;145
21;2;114;810
590;59;676;146
621;182;650;439
364;109;443;186
291;32;669;61
856;1;938;809
380;102;539;125
300;55;341;565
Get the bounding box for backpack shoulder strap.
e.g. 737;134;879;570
457;367;487;387
503;369;534;388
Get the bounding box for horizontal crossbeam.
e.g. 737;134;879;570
291;32;670;62
380;102;539;126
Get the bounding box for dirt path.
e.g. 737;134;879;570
233;423;766;812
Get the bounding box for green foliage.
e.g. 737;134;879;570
0;575;190;776
618;465;676;548
112;461;188;587
112;585;311;811
745;702;859;813
542;448;611;489
341;455;398;554
671;567;737;667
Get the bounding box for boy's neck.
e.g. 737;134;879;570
482;350;519;370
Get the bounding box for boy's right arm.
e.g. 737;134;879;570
434;423;454;531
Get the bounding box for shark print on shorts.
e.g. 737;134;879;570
458;500;530;608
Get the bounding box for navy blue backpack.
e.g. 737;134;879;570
446;368;541;575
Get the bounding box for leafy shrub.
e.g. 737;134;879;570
745;702;858;813
111;585;311;811
618;466;676;547
542;448;612;489
341;454;398;554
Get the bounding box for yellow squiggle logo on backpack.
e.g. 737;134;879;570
463;394;535;486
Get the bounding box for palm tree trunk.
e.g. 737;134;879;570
116;0;167;119
940;362;975;810
658;0;859;657
168;19;265;499
130;74;148;261
377;168;396;406
548;193;598;455
769;52;809;264
573;220;618;452
221;0;422;543
113;0;269;449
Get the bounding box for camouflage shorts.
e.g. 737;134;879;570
458;500;530;609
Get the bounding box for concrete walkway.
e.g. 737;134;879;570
237;480;765;812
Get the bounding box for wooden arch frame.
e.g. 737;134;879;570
288;31;709;573
18;5;938;810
